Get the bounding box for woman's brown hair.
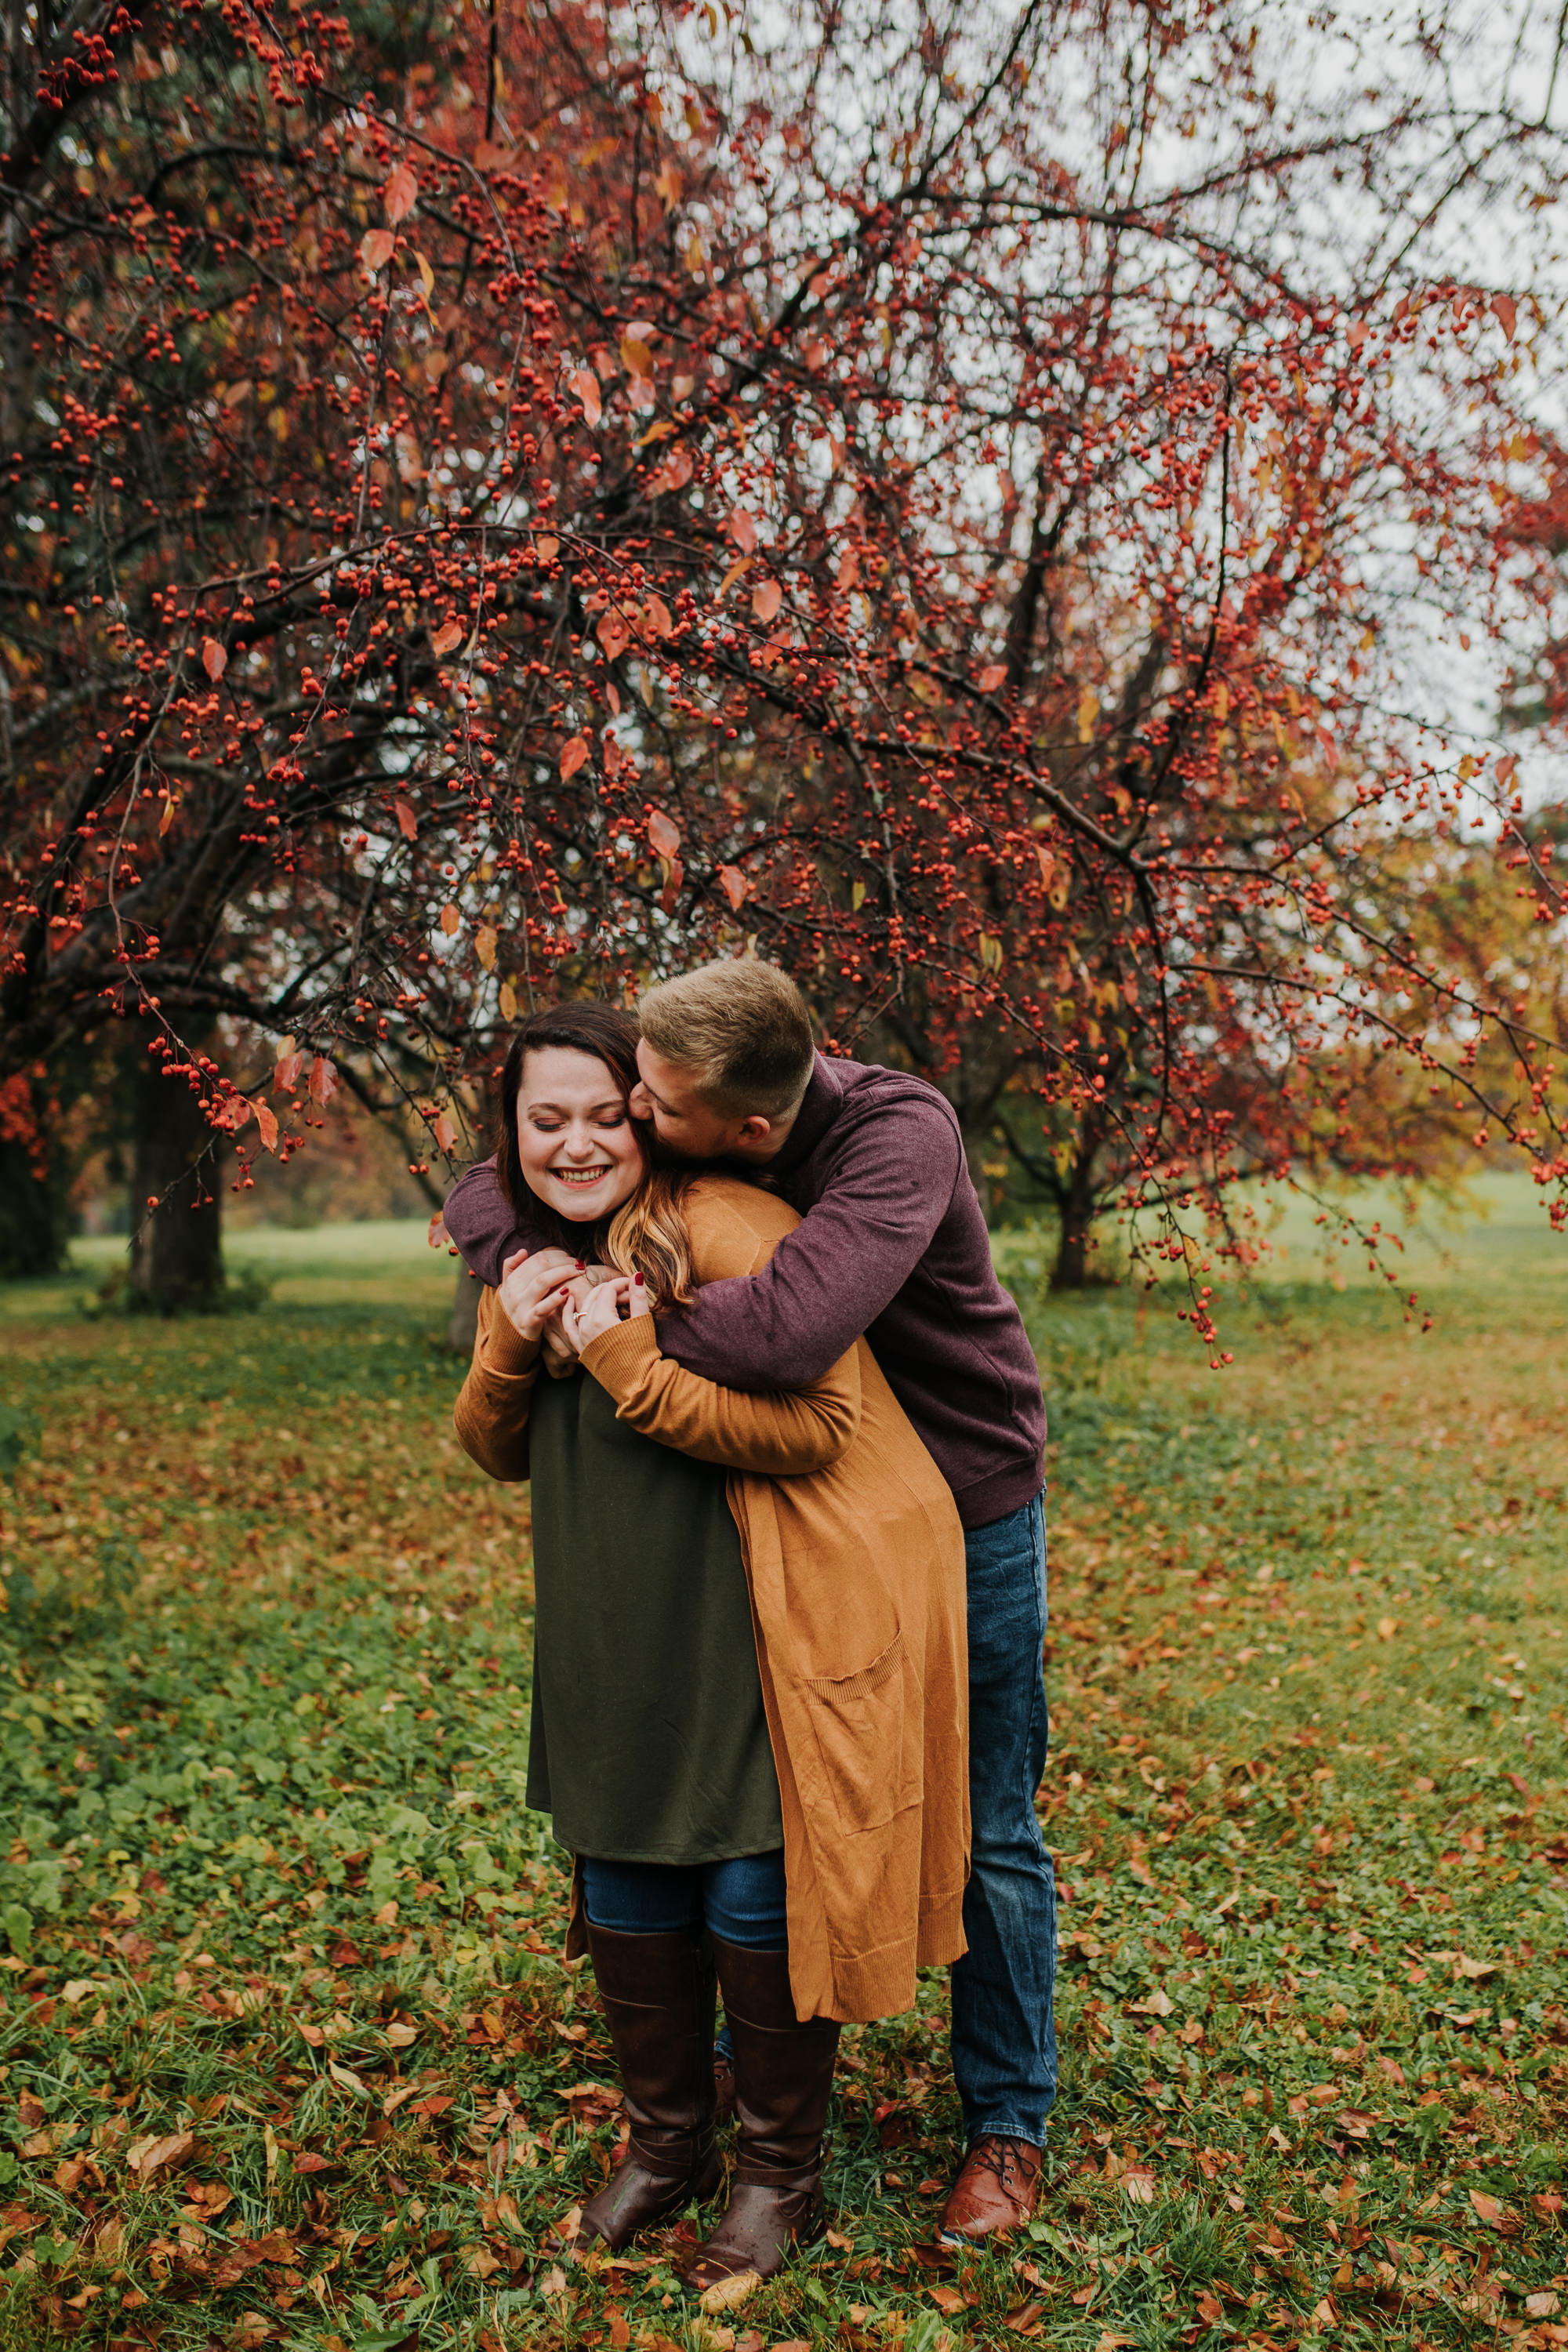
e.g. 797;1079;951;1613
495;1002;696;1311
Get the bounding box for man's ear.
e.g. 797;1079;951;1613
735;1113;774;1149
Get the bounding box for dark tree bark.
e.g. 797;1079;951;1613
447;1262;481;1355
1050;1146;1103;1291
0;1138;67;1279
129;1047;224;1313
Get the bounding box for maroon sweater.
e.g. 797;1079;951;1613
441;1054;1046;1530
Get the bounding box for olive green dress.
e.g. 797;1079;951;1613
524;1363;782;1863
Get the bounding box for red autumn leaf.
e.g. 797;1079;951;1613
978;662;1008;691
308;1054;339;1107
597;608;631;660
434;1112;457;1153
253;1100;279;1153
201;637;227;681
648;809;681;858
274;1051;303;1095
360;227;395;274
430;618;464;657
292;2152;332;2174
717;863;748;911
729;506;758;553
753;578;782;623
426;1210;448;1249
1494;292;1516;339
393;797;418;841
559;736;589;779
570;368;602;426
643;593;675;637
384;162;418;223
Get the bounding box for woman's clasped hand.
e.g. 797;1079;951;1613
493;1242;644;1354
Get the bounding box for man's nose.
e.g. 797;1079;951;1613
628;1081;654;1120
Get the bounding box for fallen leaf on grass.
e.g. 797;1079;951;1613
1195;2289;1223;2325
1469;2189;1504;2225
1528;2292;1562;2318
1122;2166;1156;2202
929;2286;968;2314
1004;2299;1044;2334
127;2131;195;2182
1334;2109;1377;2139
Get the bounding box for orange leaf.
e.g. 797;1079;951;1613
274;1051;303;1095
158;789;177;836
434;1112;457;1154
597;608;631;661
426;1211;448;1250
643;593;675;638
253;1101;279;1154
729;506;758;554
308;1054;339;1108
1494;292;1517;340
394;797;418;841
978;662;1008;691
476;924;498;971
717;863;748;912
201;637;227;681
560;737;589;779
440;903;461;935
384;162;418;224
928;2287;967;2314
360;227;395;274
1471;2189;1504;2225
648;810;681;858
753;578;782;623
619;336;654;378
571;368;602;426
431;619;463;657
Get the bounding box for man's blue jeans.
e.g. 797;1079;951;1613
951;1490;1058;2147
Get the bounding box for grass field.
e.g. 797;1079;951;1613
0;1196;1565;2352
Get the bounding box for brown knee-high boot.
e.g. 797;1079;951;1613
678;1939;839;2301
577;1922;722;2252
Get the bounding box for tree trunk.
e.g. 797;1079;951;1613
1050;1152;1102;1290
0;1074;67;1279
129;1050;224;1313
448;1262;481;1355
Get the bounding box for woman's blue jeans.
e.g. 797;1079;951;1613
581;1849;788;1951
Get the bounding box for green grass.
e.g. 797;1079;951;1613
0;1213;1564;2350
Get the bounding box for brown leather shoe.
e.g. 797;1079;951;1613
936;2135;1044;2245
678;1939;839;2307
575;1922;722;2252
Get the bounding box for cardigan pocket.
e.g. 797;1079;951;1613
804;1628;920;1834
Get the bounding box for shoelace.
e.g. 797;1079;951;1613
967;2136;1036;2197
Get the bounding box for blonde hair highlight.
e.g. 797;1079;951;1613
605;1167;699;1313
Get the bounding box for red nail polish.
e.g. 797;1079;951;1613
633;1273;645;1286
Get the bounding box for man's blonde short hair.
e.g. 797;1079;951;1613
638;959;815;1120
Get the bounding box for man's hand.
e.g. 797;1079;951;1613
496;1246;583;1345
564;1276;633;1352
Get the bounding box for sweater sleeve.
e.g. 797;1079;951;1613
579;1316;861;1474
656;1092;963;1388
452;1286;543;1483
443;1157;539;1289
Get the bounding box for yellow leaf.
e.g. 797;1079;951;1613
413;249;434;303
619;336;654;378
1077;684;1099;742
851;880;866;911
499;980;518;1022
476;924;498;971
